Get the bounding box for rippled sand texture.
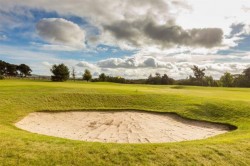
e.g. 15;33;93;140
16;111;231;143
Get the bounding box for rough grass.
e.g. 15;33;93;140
0;79;250;165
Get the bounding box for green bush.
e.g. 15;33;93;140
50;64;70;82
0;75;4;80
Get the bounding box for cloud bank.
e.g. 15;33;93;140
105;19;223;48
36;18;85;49
0;0;250;79
0;0;225;50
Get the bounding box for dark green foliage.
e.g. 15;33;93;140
71;67;76;81
146;73;174;85
233;74;249;87
203;76;220;87
191;65;206;85
92;75;126;83
241;67;250;87
99;73;107;81
17;64;32;77
178;66;211;86
171;85;185;89
93;66;250;87
220;72;234;87
83;69;92;82
0;74;4;80
243;67;250;80
105;76;126;83
0;60;8;75
6;64;18;76
0;60;32;77
50;64;70;82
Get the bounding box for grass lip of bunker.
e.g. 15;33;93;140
15;109;237;143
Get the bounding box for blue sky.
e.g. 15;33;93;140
0;0;250;79
0;8;134;60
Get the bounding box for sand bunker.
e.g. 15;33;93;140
15;111;233;143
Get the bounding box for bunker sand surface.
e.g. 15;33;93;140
15;111;232;143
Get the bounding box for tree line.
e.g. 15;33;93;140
1;60;250;87
50;63;250;87
50;64;127;83
50;64;93;82
177;65;250;87
0;60;32;79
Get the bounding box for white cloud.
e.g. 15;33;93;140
0;45;81;76
1;0;249;52
42;61;52;67
89;54;249;79
31;42;81;52
97;57;138;68
36;18;85;49
77;61;97;69
1;0;250;79
0;34;7;40
97;56;174;69
0;0;228;50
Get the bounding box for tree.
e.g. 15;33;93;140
146;73;174;85
191;65;205;85
243;67;250;79
83;69;92;82
17;64;32;77
220;72;234;87
234;74;248;87
161;74;174;85
50;64;70;82
161;74;169;84
243;67;250;81
6;64;18;77
204;76;216;86
146;74;153;84
0;60;8;76
72;67;76;81
237;67;250;87
146;73;161;84
0;60;32;78
154;73;162;84
155;72;161;78
99;73;106;81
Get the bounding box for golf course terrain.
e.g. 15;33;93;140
1;79;250;165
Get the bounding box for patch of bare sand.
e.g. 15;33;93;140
15;111;233;143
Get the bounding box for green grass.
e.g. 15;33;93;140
0;79;250;165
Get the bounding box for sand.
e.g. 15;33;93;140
15;111;232;143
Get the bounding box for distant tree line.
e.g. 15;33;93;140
92;73;126;83
0;60;32;79
177;65;219;86
50;63;250;87
50;64;93;82
146;73;174;85
4;61;247;88
176;65;250;87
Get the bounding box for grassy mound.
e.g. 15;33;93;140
0;79;250;165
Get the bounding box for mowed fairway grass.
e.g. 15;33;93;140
0;79;250;166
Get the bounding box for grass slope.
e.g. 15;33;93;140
0;79;250;165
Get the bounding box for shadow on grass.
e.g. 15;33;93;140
170;85;186;89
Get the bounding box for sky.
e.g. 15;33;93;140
0;0;250;79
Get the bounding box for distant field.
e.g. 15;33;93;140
0;79;250;165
